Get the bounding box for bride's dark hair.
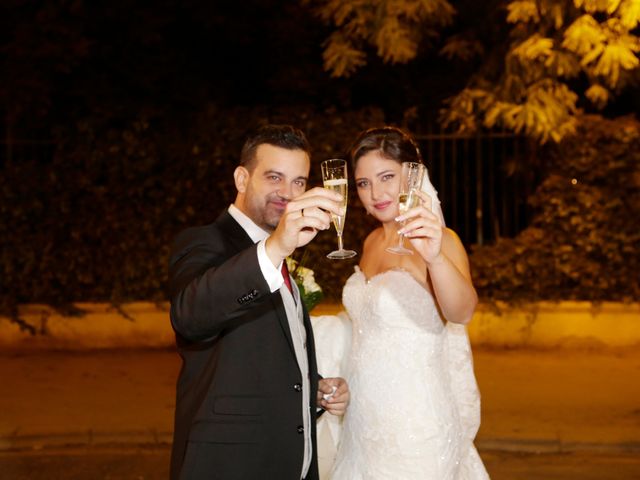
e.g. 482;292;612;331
348;126;422;170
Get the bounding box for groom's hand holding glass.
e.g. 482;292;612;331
265;187;345;267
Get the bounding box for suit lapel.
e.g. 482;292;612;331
215;210;255;251
273;286;300;368
302;307;318;377
217;210;298;361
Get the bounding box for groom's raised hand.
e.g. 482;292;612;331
265;187;344;266
317;377;350;416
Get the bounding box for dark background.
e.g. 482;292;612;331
1;0;502;134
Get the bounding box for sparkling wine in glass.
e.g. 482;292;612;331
321;159;357;260
386;162;426;255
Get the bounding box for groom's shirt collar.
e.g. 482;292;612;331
228;203;269;244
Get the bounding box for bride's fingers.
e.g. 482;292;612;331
399;225;442;240
399;217;441;236
396;205;439;224
413;190;433;212
404;225;442;239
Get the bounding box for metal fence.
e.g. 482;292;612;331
415;127;540;246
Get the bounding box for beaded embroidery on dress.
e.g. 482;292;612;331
330;267;489;480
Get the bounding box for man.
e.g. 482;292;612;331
168;124;349;480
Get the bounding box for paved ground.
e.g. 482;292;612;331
2;446;640;480
1;347;639;479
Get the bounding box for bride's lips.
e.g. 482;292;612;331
373;201;392;211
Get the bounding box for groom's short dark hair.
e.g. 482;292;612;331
240;124;311;171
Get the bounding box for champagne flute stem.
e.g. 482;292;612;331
337;233;344;251
397;219;406;248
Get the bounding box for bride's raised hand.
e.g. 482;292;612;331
397;190;444;264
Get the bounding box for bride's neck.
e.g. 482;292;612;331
380;221;400;243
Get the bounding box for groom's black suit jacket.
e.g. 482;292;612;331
168;210;321;480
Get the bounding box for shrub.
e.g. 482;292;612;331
470;114;640;304
0;105;382;323
2;110;638;331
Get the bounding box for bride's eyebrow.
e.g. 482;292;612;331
377;170;395;177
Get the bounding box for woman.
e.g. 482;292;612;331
330;127;489;479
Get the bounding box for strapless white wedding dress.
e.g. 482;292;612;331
329;267;489;480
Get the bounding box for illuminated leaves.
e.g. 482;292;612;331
308;0;639;144
574;0;621;14
585;83;611;107
375;15;419;63
618;0;640;28
439;35;485;61
590;29;640;86
563;14;640;87
545;49;582;77
445;0;639;143
445;80;579;143
562;14;607;56
512;34;555;62
507;1;541;24
322;33;367;77
441;88;493;134
308;0;455;76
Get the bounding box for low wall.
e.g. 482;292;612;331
470;301;640;349
0;301;638;351
0;303;174;351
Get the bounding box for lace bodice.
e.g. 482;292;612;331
344;267;445;334
330;267;489;480
343;267;453;371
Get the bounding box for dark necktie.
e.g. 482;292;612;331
281;262;293;294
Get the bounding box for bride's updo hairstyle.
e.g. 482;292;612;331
349;126;423;170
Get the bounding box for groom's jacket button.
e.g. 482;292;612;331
293;383;302;392
297;425;304;434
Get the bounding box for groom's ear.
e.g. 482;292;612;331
234;166;249;193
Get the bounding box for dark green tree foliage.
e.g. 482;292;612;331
471;114;640;304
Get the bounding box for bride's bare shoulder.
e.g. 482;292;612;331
362;228;384;251
442;227;468;256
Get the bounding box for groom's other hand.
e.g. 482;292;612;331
317;377;350;416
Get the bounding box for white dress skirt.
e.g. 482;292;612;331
312;267;489;480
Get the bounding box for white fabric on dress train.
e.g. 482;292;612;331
312;267;489;480
311;312;352;479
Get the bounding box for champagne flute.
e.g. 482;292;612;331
321;159;357;260
386;162;426;255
